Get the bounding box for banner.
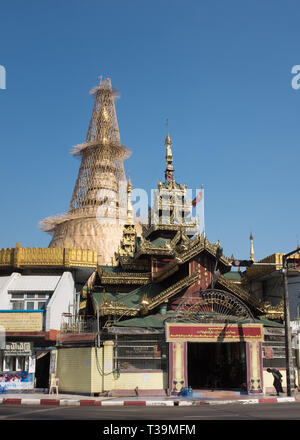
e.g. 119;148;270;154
0;372;34;390
0;312;43;332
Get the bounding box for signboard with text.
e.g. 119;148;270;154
165;323;263;343
4;342;32;356
0;312;43;332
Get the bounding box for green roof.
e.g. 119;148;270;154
112;314;168;328
150;237;172;248
92;282;164;310
112;313;284;329
223;271;242;281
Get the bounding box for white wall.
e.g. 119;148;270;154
0;273;21;309
45;271;75;331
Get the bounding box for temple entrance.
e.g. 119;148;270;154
187;342;247;390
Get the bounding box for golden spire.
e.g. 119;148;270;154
165;120;174;181
117;177;136;258
250;233;255;261
127;176;134;225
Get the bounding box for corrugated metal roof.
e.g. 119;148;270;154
8;275;61;291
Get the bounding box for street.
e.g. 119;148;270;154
1;403;298;439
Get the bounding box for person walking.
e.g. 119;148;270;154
267;368;284;396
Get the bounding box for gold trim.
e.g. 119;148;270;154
98;267;151;284
146;272;199;311
217;274;260;308
245;252;300;280
257;299;284;320
0;246;98;268
97;272;198;317
152;257;181;282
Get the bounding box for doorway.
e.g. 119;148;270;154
187;342;247;390
35;352;50;388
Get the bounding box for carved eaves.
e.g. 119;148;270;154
144;271;199;312
98;267;151;285
256;299;284;320
217;274;260;309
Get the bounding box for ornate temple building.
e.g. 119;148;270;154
0;77;298;396
55;131;291;397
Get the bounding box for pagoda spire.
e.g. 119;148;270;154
40;76;132;265
118;177;136;258
68;77;131;216
126;176;134;225
164;120;174;181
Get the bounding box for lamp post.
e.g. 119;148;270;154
97;304;100;348
282;249;299;396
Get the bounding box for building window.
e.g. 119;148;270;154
26;302;34;310
38;302;46;310
115;335;168;371
16;356;25;371
11;294;23;299
3;356;15;371
12;301;25;310
9;292;51;311
2;356;27;372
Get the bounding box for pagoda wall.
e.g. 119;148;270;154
49;217;124;266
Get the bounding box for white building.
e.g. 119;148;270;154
0;245;97;390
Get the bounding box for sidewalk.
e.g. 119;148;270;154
0;390;299;406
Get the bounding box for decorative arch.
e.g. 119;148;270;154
173;289;255;323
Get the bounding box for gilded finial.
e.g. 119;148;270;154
127;176;133;194
250;233;255;261
165;119;172;145
140;294;150;306
126;176;134;225
164;119;174;181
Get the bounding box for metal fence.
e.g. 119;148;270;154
113;334;168;371
263;327;296;369
60;314;98;333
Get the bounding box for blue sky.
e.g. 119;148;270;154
0;0;300;261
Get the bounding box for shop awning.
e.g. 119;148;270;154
35;351;49;360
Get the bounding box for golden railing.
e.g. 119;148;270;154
0;245;98;268
246;252;300;280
